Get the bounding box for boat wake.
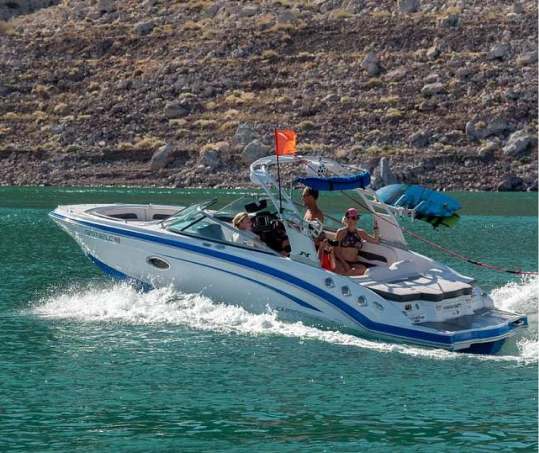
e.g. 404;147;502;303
31;275;537;363
491;274;538;315
490;274;538;360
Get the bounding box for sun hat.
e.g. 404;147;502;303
345;208;359;218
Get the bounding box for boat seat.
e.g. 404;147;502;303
110;213;138;220
196;224;226;241
358;250;388;266
364;262;474;302
364;275;473;302
365;260;420;282
153;213;171;220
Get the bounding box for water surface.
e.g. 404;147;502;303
0;188;537;452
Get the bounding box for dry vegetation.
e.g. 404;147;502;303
0;0;536;190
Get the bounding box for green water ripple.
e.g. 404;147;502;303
0;188;537;453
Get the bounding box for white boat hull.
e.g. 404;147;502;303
50;204;528;354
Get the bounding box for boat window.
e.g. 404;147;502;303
146;256;171;270
164;199;277;253
188;218;227;242
215;195;274;220
166;211;226;242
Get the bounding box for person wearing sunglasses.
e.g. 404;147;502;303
302;187;325;224
334;208;380;276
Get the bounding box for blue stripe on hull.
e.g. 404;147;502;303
88;252;321;313
461;339;506;355
88;254;154;292
51;211;527;351
155;252;322;312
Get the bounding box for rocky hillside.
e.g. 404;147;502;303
0;0;61;21
0;0;537;190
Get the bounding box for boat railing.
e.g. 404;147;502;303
355;188;409;249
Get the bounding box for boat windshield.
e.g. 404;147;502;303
162;199;275;253
162;200;216;231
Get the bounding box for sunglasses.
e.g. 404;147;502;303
346;215;359;220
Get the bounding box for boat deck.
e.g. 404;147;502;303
363;273;473;302
360;260;474;302
419;308;522;332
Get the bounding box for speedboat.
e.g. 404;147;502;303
49;155;528;354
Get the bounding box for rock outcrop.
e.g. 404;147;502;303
0;0;61;21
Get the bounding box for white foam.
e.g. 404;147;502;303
517;337;539;361
491;274;538;315
489;274;538;361
31;278;538;363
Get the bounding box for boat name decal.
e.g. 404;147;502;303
84;229;121;244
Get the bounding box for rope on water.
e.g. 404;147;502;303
403;228;538;276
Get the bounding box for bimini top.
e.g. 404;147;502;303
295;171;371;192
250;155;370;192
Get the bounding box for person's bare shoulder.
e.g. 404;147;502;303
315;212;325;222
310;208;324;222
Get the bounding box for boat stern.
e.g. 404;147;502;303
422;308;529;353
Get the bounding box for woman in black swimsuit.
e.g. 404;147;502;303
334;207;380;276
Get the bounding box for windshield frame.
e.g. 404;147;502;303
161;199;217;230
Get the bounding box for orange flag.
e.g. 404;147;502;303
274;130;297;156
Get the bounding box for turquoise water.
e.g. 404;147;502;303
1;187;537;452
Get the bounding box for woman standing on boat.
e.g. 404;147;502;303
334;208;380;276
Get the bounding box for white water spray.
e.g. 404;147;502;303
491;274;538;314
490;274;538;360
31;276;538;362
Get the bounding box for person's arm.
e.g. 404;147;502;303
360;227;380;244
317;240;326;261
328;250;336;270
373;218;380;242
315;209;325;224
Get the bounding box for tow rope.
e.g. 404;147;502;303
403;228;538;276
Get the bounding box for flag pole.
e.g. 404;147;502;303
274;129;296;214
274;129;283;213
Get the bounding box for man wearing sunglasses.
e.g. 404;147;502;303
302;187;325;224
